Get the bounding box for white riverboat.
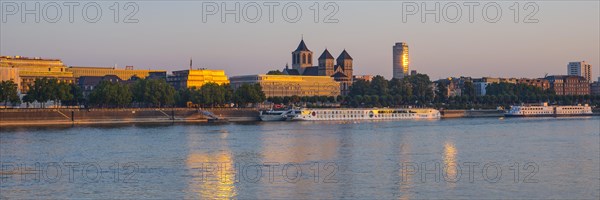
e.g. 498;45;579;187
294;108;440;121
505;103;593;117
259;109;296;121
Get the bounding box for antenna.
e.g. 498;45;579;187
189;57;192;70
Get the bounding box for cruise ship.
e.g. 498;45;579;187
294;108;441;121
259;109;296;121
505;103;593;117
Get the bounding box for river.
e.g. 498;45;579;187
1;117;599;199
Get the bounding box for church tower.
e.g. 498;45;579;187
318;49;335;76
336;49;353;78
292;39;313;74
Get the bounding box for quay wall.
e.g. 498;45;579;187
0;108;260;126
441;110;504;118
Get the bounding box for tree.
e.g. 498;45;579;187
233;83;266;107
266;70;285;75
0;80;20;107
89;81;132;108
462;81;475;98
199;82;227;107
132;78;176;108
371;75;389;96
26;78;51;108
61;84;84;107
349;79;370;96
435;81;448;103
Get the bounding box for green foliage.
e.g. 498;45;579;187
175;83;234;107
347;74;432;107
462;81;475;97
0;80;21;106
435;81;448;102
266;70;285;75
485;82;551;97
233;83;266;107
132;79;176;107
24;78;76;108
88;81;132;108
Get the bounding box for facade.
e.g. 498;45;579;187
545;75;590;95
68;66;166;80
472;77;517;96
283;39;354;95
78;75;124;96
517;78;551;90
0;67;21;93
167;69;229;89
591;81;600;96
0;56;75;92
353;75;373;82
436;78;462;97
229;75;340;98
392;42;409;79
567;61;592;82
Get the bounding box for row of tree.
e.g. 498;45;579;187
348;74;434;106
2;78;267;108
23;78;84;108
89;80;266;108
2;76;600;109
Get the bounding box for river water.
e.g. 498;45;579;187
1;117;599;199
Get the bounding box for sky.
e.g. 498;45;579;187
1;1;599;80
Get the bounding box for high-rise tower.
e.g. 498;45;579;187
568;61;592;82
393;42;409;79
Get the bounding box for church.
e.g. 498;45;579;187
282;39;354;95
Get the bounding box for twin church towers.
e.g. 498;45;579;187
284;39;353;95
283;38;411;94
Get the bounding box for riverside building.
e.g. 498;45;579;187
229;74;340;98
392;42;409;79
68;66;166;80
167;69;230;89
545;75;590;95
568;61;592;82
0;56;75;92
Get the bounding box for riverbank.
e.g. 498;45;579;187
440;109;505;118
0;108;260;127
1;108;598;126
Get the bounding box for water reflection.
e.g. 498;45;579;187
185;129;237;199
398;134;413;200
443;141;458;188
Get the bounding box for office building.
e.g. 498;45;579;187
0;67;21;93
167;69;229;89
0;56;75;92
68;66;166;80
353;75;373;82
545;75;590;95
472;77;517;96
517;78;551;90
229;74;340;98
568;61;592;82
393;42;409;79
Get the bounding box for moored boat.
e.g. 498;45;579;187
505;103;593;117
259;109;295;121
294;108;440;121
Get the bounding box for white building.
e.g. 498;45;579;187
392;42;409;79
568;61;592;82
